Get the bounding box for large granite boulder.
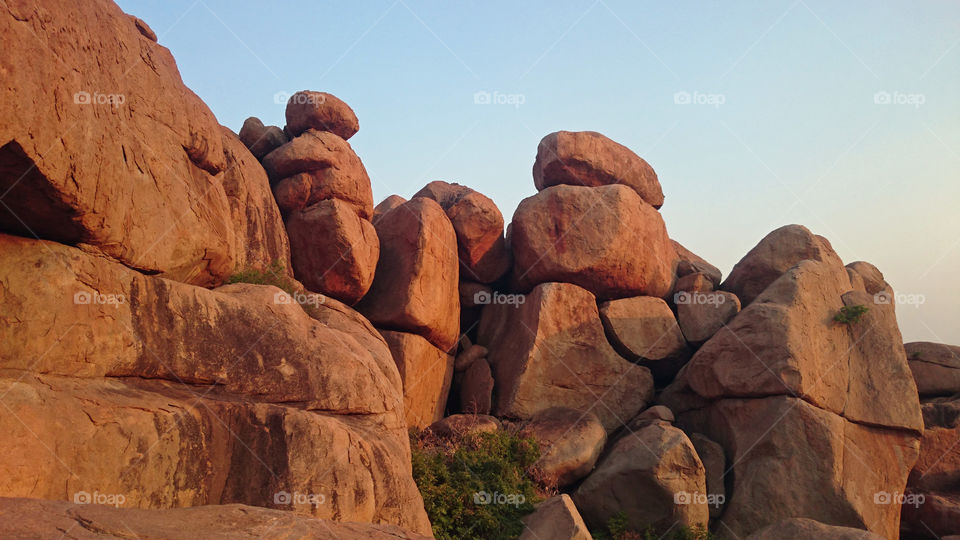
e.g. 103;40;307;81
519;408;607;487
905;341;960;397
747;518;884;540
285;91;360;140
598;296;691;384
520;494;592;540
380;330;454;428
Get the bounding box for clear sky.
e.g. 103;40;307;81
117;0;959;344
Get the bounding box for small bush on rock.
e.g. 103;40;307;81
833;305;869;325
592;512;715;540
410;427;541;540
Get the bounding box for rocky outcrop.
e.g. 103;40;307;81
747;518;884;540
519;408;606;487
689;433;726;519
460;357;495;415
905;341;960;397
520;494;592;540
902;396;960;538
0;0;289;287
598;296;691;384
0;498;429;539
477;282;655;431
381;330;454;428
373;194;407;224
357;197;460;351
239;117;288;159
673;241;722;287
532;131;664;208
675;290;741;347
428;414;501;438
285;91;360;141
511;185;677;299
573;422;708;532
0;234;430;534
846;261;893;296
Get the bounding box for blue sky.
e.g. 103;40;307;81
117;0;959;343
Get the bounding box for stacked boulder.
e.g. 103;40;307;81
240;91;377;306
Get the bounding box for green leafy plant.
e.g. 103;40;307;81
410;427;541;540
833;304;869;325
591;512;715;540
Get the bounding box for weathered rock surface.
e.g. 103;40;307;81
676;290;741;347
905;341;960;397
0;234;430;534
478;282;655;431
274;168;374;219
573;422;708;532
627;405;676;430
286;199;379;305
455;343;488;372
285;91;360;140
674;272;714;294
511;185;677;299
720;225;844;307
846;261;892;296
357;197;460;351
519;494;592;540
519;408;606;487
428;414;501;438
0;498;429;540
238;116;288;159
0;0;290;286
747;518;885;540
460;358;494;415
598;296;691;384
902;396;960;538
381;331;454;429
372;195;407;224
414;181;511;284
532;131;664;208
673;241;723;287
262;129;368;184
689;433;726;519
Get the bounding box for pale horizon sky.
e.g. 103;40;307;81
117;0;960;344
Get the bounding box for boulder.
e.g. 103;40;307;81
357;197;460;351
285;91;360;140
901;397;960;538
477;282;655;431
511;185;677;299
519;495;592;540
905;341;960;397
901;492;960;538
720;225;845;307
676;291;741;347
261;129;368;184
414;181;510;284
689;433;726;519
519;408;606;487
627;405;676;430
746;518;885;540
273;168;374;219
285;199;379;305
532;131;664;208
846;261;892;296
598;296;691;384
238;116;288;159
455;344;488;372
573;422;708;532
673;241;722;287
0;234;430;534
428;414;501;438
459;281;493;341
372;195;407;225
460;358;495;415
0;0;289;286
674;272;714;294
380;331;454;428
0;498;431;540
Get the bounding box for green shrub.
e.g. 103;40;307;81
226;260;297;293
410;428;541;540
591;512;715;540
833;304;869;325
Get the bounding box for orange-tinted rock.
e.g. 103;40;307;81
672;240;722;288
533;131;664;208
747;518;885;540
239;116;288;159
381;330;454;428
846;260;892;296
357;197;460;351
285;91;359;140
373;195;407;225
598;296;691;385
0;0;288;286
285;200;379;305
274;168;374;219
689;433;726;519
428;414;501;438
520;495;592;540
519;408;606;487
477;282;654;431
262;129;368;183
674;272;714;294
675;291;741;347
905;341;960;397
460;357;494;415
511;185;677;300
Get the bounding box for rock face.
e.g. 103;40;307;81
675;290;741;347
519;408;607;487
905;341;960;397
357;197;460;351
573;422;708;532
0;498;430;540
380;331;454;428
286;199;379;305
746;518;885;540
673;241;723;287
285;91;360;140
428;414;501;438
0;0;290;287
846;261;892;295
532;131;664;208
720;225;844;307
902;397;960;538
598;296;691;384
239;116;288;159
0;234;430;534
460;358;495;415
477;282;655;431
689;433;726;519
511;185;677;299
520;495;592;540
373;195;407;224
662;252;923;538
